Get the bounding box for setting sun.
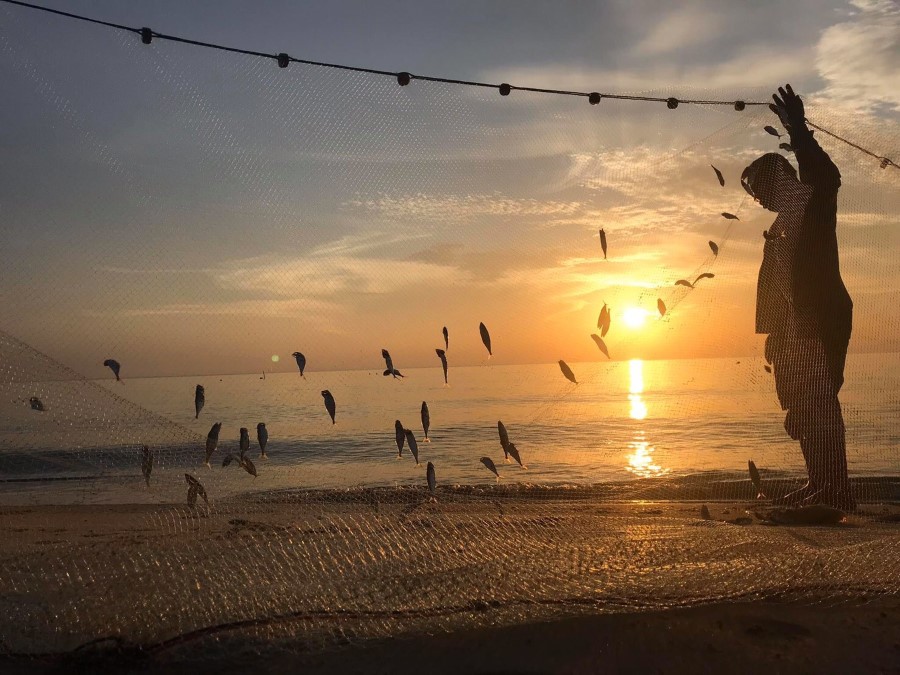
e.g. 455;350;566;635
622;307;649;329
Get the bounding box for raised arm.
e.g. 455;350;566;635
771;84;841;193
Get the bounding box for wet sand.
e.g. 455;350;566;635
0;495;898;672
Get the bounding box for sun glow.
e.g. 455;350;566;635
622;307;648;329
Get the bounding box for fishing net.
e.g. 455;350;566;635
1;3;898;667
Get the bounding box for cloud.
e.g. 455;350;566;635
815;0;900;112
344;193;584;224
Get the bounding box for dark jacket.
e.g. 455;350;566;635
756;128;852;390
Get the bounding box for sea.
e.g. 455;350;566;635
1;353;897;504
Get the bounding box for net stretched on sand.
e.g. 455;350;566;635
0;2;898;666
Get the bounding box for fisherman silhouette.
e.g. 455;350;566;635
742;84;854;510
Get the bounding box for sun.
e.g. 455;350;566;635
622;307;649;329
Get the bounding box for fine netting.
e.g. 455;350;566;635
1;2;899;664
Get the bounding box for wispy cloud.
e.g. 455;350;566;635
814;0;900;113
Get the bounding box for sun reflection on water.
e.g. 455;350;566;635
625;359;670;478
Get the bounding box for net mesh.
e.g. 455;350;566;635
1;3;899;665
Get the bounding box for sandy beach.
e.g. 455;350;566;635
1;492;898;672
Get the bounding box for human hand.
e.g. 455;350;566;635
769;84;805;132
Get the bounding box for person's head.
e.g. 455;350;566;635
741;153;798;212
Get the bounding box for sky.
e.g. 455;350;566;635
1;0;898;377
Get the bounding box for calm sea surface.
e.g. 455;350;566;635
2;354;897;502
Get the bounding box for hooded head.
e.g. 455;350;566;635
741;153;798;212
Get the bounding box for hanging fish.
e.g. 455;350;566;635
381;349;403;378
675;279;694;289
558;360;578;384
426;461;436;497
292;352;306;377
435;349;449;385
764;125;781;138
103;359;121;381
185;473;208;507
194;385;205;419
598;302;611;338
748;460;766;499
479;322;492;357
711;165;725;187
764;364;772;373
709;241;719;256
693;272;715;285
29;397;45;411
498;421;510;461
442;326;449;351
141;445;153;487
394;420;406;457
204;422;222;467
507;442;527;469
721;212;739;220
779;142;793;153
239;455;257;477
590;334;610;359
480;456;500;482
763;229;781;241
321;390;336;424
239;427;250;458
598;228;608;260
257;422;268;459
222;453;237;467
700;504;712;520
404;428;419;465
657;298;666;317
421;401;431;442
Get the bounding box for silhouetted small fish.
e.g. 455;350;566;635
194;385;205;419
590;334;610;359
657;298;666;316
257;422;268;459
479;322;492;357
239;427;250;458
321;390;336;424
675;279;694;289
239;455;257;477
395;420;405;457
779;142;793;152
709;241;719;256
381;348;404;378
222;453;236;467
426;461;436;496
558;360;577;384
185;473;208;507
442;326;449;351
599;228;608;259
764;125;781;138
764;365;772;373
763;229;781;241
700;504;712;520
435;349;449;385
711;165;725;187
421;401;431;442
292;351;306;377
103;359;121;381
480;456;500;482
748;460;766;499
598;302;611;338
29;397;45;411
507;442;527;469
721;212;739;220
498;420;510;461
694;273;715;285
141;445;152;487
404;428;419;465
205;422;222;467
